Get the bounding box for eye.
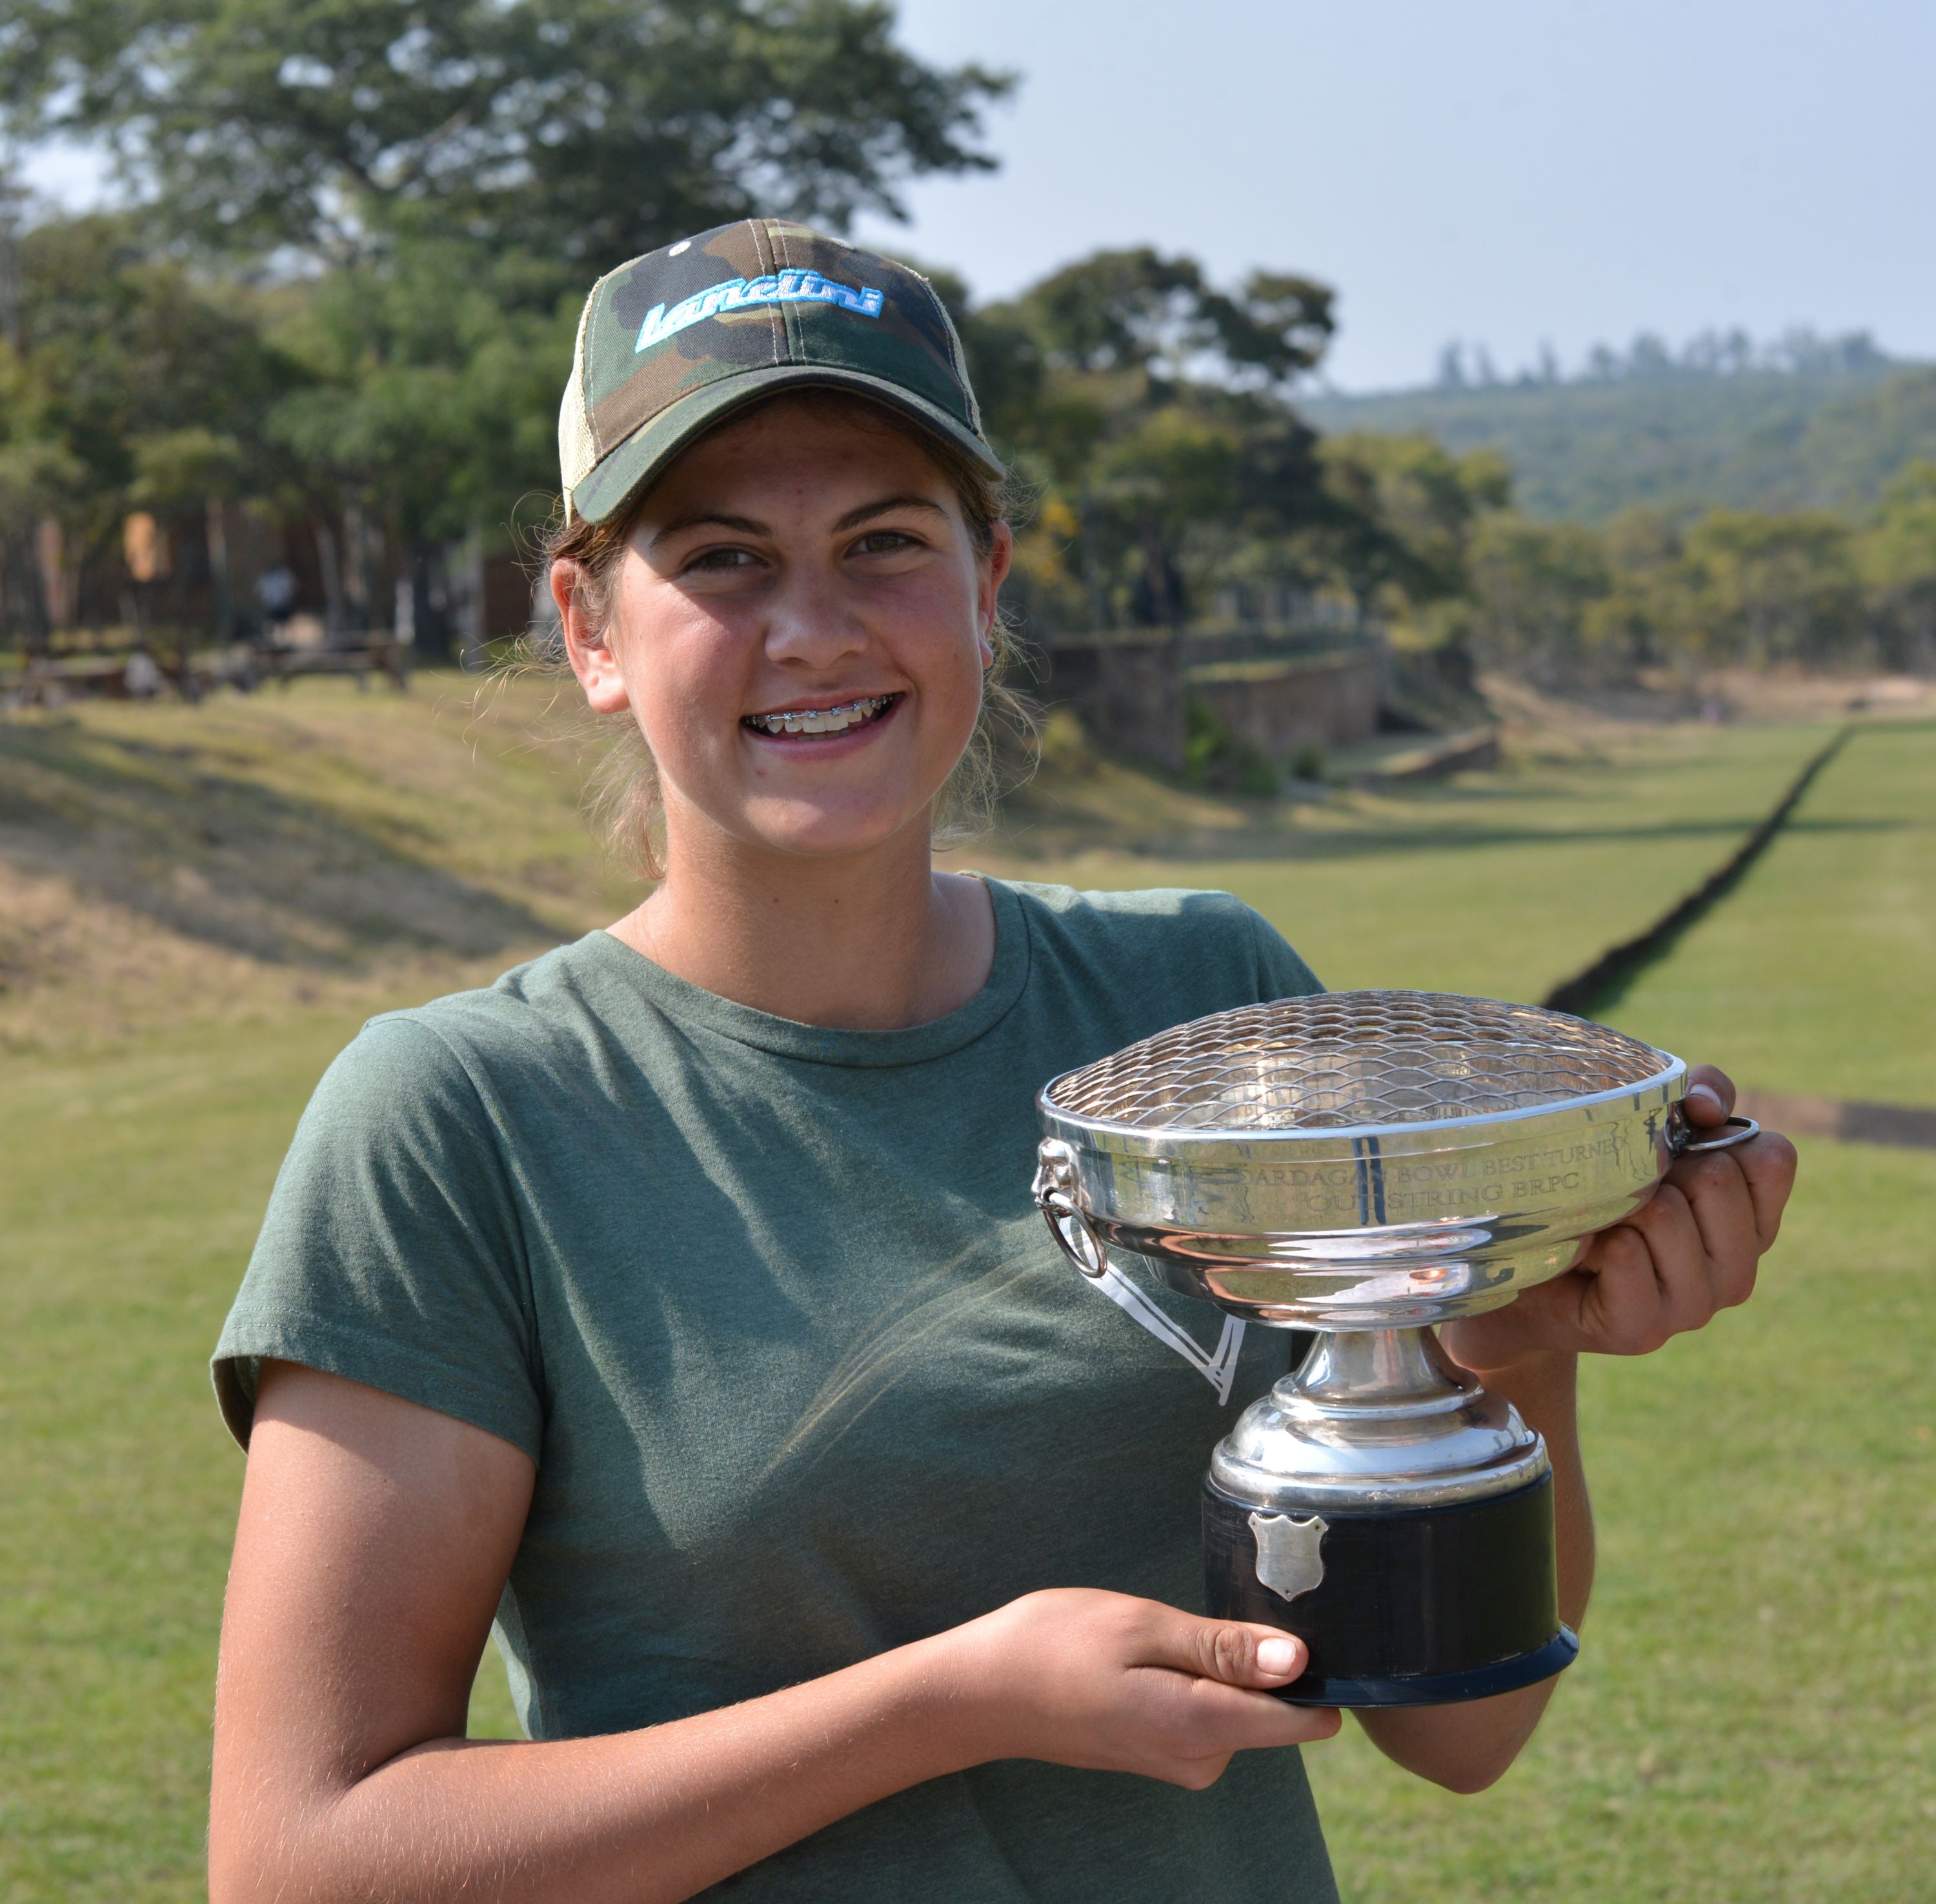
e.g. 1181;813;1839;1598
851;529;922;557
684;546;761;574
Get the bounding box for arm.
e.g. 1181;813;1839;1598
211;1361;1340;1904
1354;1067;1797;1793
1350;1351;1591;1792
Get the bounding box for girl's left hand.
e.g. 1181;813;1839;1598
1439;1065;1799;1378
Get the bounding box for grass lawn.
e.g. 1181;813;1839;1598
1302;1136;1935;1902
973;714;1831;1003
1303;719;1936;1900
1;685;1926;1899
1607;719;1936;1105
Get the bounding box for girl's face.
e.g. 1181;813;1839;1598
562;396;1011;868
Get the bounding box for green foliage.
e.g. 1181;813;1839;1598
6;214;297;537
1309;432;1509;610
1183;696;1280;796
265;239;574;550
921;250;1338;634
1682;510;1861;666
0;0;1013;266
1;5;1928;686
1791;367;1936;511
1853;461;1936;670
1001;247;1333;389
0;3;1015;650
1302;360;1932;524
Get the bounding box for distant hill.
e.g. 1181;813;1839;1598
1300;364;1936;523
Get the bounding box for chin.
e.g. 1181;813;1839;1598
741;801;925;860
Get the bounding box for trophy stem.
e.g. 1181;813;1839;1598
1289;1325;1467;1411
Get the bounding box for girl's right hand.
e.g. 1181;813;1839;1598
933;1587;1342;1788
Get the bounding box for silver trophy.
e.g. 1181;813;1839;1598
1033;992;1757;1706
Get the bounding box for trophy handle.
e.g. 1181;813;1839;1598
1033;1138;1111;1279
1668;1110;1761;1156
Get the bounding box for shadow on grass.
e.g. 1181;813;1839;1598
0;718;563;968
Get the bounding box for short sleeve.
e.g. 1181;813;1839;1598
212;1015;543;1459
1241;903;1325;1001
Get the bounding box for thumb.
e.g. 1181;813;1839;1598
1156;1610;1308;1689
1684;1064;1736;1125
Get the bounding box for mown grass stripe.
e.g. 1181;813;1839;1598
1542;724;1854;1018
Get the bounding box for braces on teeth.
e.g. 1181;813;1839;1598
745;695;892;736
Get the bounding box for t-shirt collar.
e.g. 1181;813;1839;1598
575;876;1031;1067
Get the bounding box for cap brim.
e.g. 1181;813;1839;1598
570;365;1005;524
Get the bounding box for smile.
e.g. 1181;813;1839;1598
741;694;899;738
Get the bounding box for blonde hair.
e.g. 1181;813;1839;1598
527;388;1036;879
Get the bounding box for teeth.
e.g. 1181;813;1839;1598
747;695;889;737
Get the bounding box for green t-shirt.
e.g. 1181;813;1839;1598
215;878;1338;1904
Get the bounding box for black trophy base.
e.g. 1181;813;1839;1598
1203;1471;1577;1707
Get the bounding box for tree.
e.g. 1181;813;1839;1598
1009;248;1331;390
947;248;1334;632
0;0;1013;268
1855;460;1936;670
1302;433;1509;621
0;212;298;643
265;239;574;653
1467;517;1611;679
1682;510;1860;665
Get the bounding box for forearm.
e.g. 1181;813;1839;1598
1354;1348;1594;1792
212;1632;976;1904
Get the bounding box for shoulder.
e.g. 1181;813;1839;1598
290;936;623;1161
332;934;621;1105
994;878;1322;1004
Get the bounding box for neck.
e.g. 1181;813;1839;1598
610;812;996;1030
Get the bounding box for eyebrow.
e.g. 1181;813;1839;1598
831;494;949;534
648;494;949;548
649;510;767;548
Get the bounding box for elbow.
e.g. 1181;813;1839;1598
1414;1730;1529;1794
208;1836;281;1904
209;1803;330;1904
1427;1754;1515;1796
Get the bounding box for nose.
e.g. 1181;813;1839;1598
761;565;868;672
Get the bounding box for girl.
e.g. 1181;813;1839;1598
208;221;1795;1903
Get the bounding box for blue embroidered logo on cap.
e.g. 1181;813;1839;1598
635;272;885;354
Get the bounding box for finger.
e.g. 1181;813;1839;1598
1162;1672;1342;1751
1683;1064;1736;1123
1729;1129;1799;1253
1664;1149;1760;1310
1580;1198;1722;1352
1575;1223;1671;1352
1630;1181;1726;1334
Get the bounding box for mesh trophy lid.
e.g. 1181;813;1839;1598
1042;991;1675;1139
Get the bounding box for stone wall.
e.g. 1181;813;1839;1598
1036;636;1187;771
1038;634;1383;772
1187;650;1382;761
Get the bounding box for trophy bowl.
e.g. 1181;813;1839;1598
1034;991;1757;1707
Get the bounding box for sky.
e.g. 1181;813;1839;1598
19;0;1936;393
847;0;1936;390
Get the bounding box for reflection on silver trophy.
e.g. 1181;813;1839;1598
1034;992;1758;1707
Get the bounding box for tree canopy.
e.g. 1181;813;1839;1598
0;0;1012;266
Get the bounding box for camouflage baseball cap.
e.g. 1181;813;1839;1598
559;219;1002;523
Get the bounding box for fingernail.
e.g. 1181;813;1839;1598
1688;1085;1724;1114
1256;1636;1302;1676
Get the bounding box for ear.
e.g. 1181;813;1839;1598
554;558;631;715
978;521;1014;666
